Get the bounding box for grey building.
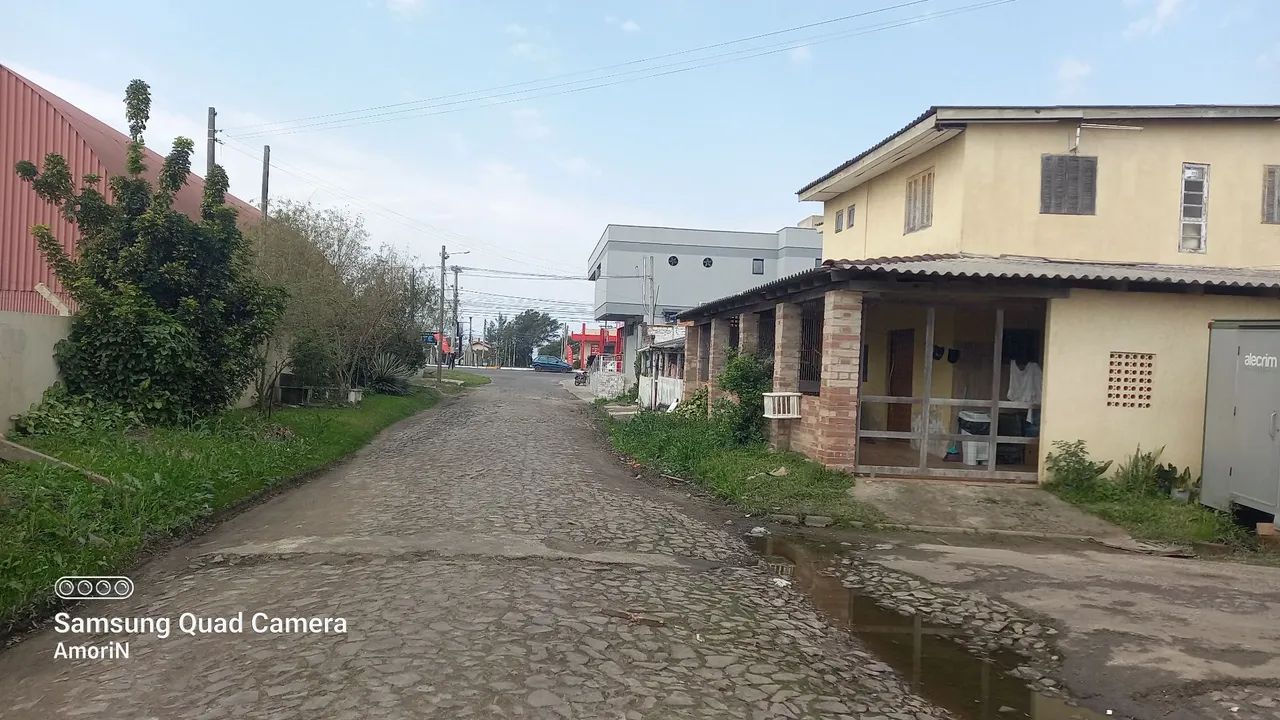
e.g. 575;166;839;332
585;224;823;386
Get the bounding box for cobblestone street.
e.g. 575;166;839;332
0;371;949;719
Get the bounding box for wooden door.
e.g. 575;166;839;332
887;329;915;432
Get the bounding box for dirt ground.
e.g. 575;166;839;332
849;477;1127;538
853;532;1280;720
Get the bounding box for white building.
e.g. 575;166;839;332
586;223;823;388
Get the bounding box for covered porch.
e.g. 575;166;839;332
638;337;685;409
677;256;1064;483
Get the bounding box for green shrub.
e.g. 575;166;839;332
607;410;879;525
13;385;145;437
1045;440;1112;492
713;351;773;444
1113;446;1166;496
363;353;412;396
672;386;708;418
14;80;282;424
1047;439;1249;546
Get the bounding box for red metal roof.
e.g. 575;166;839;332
0;64;259;314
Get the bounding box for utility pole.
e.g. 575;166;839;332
206;107;217;175
450;266;460;369
437;246;448;382
260;145;270;218
468;316;473;366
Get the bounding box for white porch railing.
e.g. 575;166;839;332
763;392;802;419
638;374;683;409
657;376;682;407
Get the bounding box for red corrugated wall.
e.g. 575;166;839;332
1;64;261;315
0;66;96;314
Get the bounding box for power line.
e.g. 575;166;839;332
461;288;593;306
226;1;1013;139
222;0;931;135
221;140;578;274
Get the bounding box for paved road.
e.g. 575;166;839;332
0;371;946;719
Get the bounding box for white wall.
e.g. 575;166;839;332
590;225;821;320
0;311;70;431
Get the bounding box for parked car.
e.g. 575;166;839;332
532;355;573;372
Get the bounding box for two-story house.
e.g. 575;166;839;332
587;223;821;388
678;105;1280;483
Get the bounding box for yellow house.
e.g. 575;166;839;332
680;105;1280;482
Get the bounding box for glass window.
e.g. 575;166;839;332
847;204;856;227
834;208;844;233
905;169;935;233
1180;163;1209;253
751;258;765;275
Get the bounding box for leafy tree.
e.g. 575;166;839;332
14;80;283;422
248;200;435;400
484;310;562;367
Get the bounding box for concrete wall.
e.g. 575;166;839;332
820;119;1280;267
961;120;1280;266
0;311;70;429
589;225;822;320
1040;289;1280;478
821;134;966;262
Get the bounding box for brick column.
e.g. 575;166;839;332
706;317;732;409
737;312;759;357
815;290;863;470
681;324;703;401
770;302;803;450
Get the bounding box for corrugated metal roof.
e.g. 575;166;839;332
830;254;1280;289
1;64;259;315
679;254;1280;320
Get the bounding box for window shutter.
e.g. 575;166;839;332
1041;154;1097;215
1265;166;1280;224
1040;155;1056;214
1078;156;1098;214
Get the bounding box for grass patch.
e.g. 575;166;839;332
0;389;438;633
441;369;492;386
1051;483;1251;546
1045;441;1252;546
607;411;881;525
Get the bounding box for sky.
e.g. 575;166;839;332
3;0;1278;333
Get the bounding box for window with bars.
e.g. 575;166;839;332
757;309;776;362
728;316;740;351
698;326;711;382
1180;163;1209;253
799;300;824;395
1264;166;1280;224
1040;154;1097;215
904;168;934;233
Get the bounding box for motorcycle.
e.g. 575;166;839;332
573;369;588;386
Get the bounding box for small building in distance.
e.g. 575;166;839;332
586;223;822;388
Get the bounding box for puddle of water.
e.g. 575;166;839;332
747;534;1109;720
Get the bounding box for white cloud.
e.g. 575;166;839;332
1258;43;1280;71
1125;0;1184;37
788;46;814;65
509;41;555;64
605;16;641;33
509;107;551;140
554;155;602;178
1055;57;1093;99
385;0;424;17
502;23;528;37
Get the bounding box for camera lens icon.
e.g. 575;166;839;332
55;576;134;600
